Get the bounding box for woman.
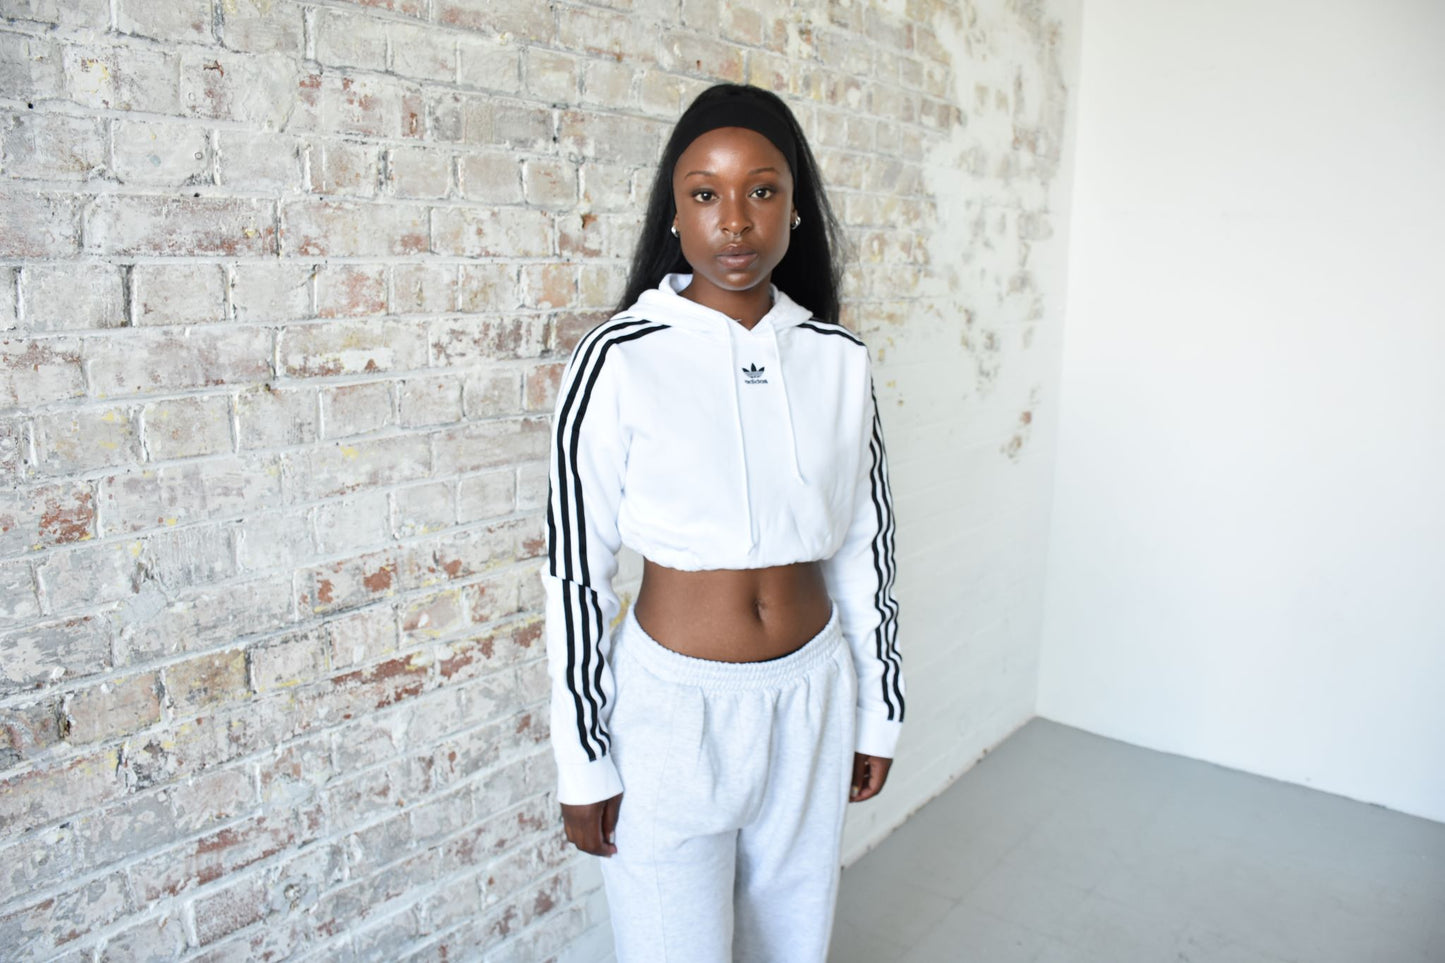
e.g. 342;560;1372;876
542;83;904;962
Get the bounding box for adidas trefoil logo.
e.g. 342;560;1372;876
741;363;768;385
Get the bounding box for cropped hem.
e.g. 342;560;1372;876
854;712;902;759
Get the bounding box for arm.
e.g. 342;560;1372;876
821;354;905;768
542;325;632;813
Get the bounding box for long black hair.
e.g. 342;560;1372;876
614;84;845;325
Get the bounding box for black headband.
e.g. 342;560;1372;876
671;92;799;175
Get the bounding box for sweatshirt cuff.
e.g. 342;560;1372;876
555;754;624;806
855;709;902;758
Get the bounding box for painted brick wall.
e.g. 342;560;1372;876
0;0;1076;959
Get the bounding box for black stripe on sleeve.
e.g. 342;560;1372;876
865;388;904;720
797;319;866;347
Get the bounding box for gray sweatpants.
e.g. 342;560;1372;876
599;604;857;963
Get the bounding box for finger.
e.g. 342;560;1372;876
852;755;892;802
849;752;868;801
602;793;622;855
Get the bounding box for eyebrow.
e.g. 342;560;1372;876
683;167;782;178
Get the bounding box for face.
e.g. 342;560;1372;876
671;126;797;311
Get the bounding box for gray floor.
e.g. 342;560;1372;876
831;720;1445;963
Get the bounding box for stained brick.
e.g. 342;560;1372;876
398;376;463;428
85;327;273;395
64;672;162;744
165;649;248;715
63;44;180;114
392;263;456;316
316;263;386;319
218;0;306;56
111;118;211;188
84;195;276;258
437;0;555;42
282;200;429;258
0;111;107;182
307;139;381;197
458;470;515;523
142;395;233;460
0;481;96;555
32;406;142;475
0;189;80;258
458;37;523;93
434;206;552;259
279;320;427;378
235;384;318;449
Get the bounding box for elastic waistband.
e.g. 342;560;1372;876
618;604;842;690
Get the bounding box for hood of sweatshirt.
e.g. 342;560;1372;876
629;273;815;554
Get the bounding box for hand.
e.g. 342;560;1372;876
560;793;623;857
849;753;892;803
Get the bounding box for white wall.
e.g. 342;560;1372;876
1040;0;1445;822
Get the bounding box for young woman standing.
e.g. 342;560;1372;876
542;83;904;962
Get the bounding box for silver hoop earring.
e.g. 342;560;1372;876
791;213;802;230
670;225;679;238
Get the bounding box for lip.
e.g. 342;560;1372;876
715;246;758;270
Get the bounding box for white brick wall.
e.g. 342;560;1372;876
0;0;1079;958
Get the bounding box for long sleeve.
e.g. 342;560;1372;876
542;324;632;806
821;358;905;758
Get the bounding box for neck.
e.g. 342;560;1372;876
678;279;773;329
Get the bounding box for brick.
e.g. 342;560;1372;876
557;5;647;61
1;335;86;410
521;264;576;311
434;206;552;258
458;37;522;93
559;109;667;165
131;809;303;901
19;263;125;331
236;384;318;449
0;560;41;624
327;605;396;669
580;263;623;308
493;100;553;151
315;9;389;72
0;823;75;901
391;21;457;84
142;395;232;460
398;376;463;428
63;45;180;114
178;50;299;128
0;188;80;257
284;433;431;501
462;366;522;418
307;139;381;197
218;130;304;193
457;470;514;523
321;381;393;439
95;911;187;961
117;0;210;42
1;0;110;29
99;457;280;535
523;361;564;413
141;523;236;589
0;481;95;554
0;614;111;693
231;262;314;323
85;326;273;395
0;871;131;956
32;406;142;474
316;263;386;318
0;111;107;181
236;507;312;572
64;672;162;744
387;146;451;199
459;152;523;204
0;694;64;765
113;575;292;664
133;262;228;325
165;649;248;715
458;263;519;314
0;32;63;102
85;195;275;257
0;746;120;836
111;117;211;187
522;157;578;209
434;418;546;475
432;316;546;366
393;481;454;538
515;461;547;512
430;91;492;146
250;628;327;693
195;874;269;946
322;73;425;140
300;547;402;615
581;60;634;108
313;491;390;554
523;48;578;102
218;0;305;56
438;0;554;42
0;268;14;332
279;320;427;378
282;200;428;258
391;263;456;315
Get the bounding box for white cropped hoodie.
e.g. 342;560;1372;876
542;274;904;805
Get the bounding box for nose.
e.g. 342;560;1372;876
717;196;750;237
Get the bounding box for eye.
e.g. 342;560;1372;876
691;189;715;202
751;186;776;199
